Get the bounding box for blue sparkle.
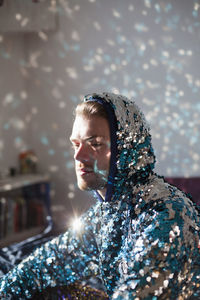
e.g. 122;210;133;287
63;151;69;158
48;149;55;155
66;161;74;169
4;123;10;130
41;136;49;145
15;137;22;144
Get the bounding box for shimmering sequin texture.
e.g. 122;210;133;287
1;92;200;299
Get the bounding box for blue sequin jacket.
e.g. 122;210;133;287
1;93;200;299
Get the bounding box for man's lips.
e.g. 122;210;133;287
77;168;94;175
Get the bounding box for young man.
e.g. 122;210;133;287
70;102;111;199
1;92;200;299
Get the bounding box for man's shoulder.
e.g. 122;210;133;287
138;174;193;206
134;174;200;226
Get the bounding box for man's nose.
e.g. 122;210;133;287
74;144;90;162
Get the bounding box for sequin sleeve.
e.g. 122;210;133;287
0;205;100;299
111;198;200;299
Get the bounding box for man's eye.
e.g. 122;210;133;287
91;143;102;148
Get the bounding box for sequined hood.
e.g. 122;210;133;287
84;92;156;202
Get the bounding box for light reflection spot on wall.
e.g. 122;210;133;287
193;164;199;171
15;14;22;21
192;153;200;161
93;22;101;31
66;161;74;169
143;64;149;70
0;140;4;150
31;107;38;114
29;51;41;68
63;152;69;158
128;4;134;11
3;93;14;106
104;68;110;75
122;60;127;66
112;9;121;18
59;102;66;109
12;118;25;130
142;10;148;16
4;123;10;130
21;18;29;28
48;149;55;155
20;91;28;99
144;0;151;9
49;165;59;172
68;183;75;191
134;23;149;33
65;67;78;79
38;31;48;41
68;192;75;199
42;66;53;73
74;5;80;11
150;59;158;66
41;136;49;145
14;137;23;148
71;30;80;41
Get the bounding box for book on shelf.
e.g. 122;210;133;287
0;197;7;239
0;196;45;241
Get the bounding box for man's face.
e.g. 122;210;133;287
70;115;111;197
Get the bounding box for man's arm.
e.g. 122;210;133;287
0;205;100;299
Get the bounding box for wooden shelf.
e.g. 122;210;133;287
0;174;50;193
0;174;51;247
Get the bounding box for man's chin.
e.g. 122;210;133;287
77;179;106;192
77;179;92;191
78;183;96;192
78;184;90;191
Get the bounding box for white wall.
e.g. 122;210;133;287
0;33;30;174
0;0;200;212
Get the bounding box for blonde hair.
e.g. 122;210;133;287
75;101;108;120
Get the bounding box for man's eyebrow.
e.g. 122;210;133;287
70;135;104;142
84;135;101;142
